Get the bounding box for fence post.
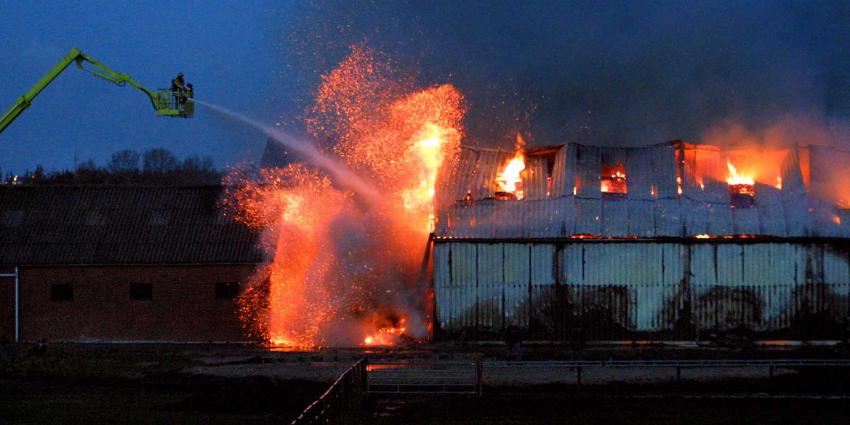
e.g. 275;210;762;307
362;358;369;391
476;359;484;396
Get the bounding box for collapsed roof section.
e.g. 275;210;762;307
434;141;850;239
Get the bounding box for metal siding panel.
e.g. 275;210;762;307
683;198;708;236
477;244;504;331
559;196;576;237
450;243;476;286
716;244;744;285
655;198;682;236
433;243;452;330
524;157;549;200
755;185;786;236
434;243;450;288
563;243;584;285
509;283;524;326
477;244;503;285
706;203;734;235
530;244;555;286
732;206;760;235
574;198;602;235
663;244;684;286
449;243;477;330
691;244;716;286
742;244;767;286
575;145;601;199
503;244;530;284
550;145;572;198
627;199;655;237
626;147;654;201
654;144;679;198
824;245;849;287
571;243;669;286
601;199;629;235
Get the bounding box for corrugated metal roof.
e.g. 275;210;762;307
435;142;850;239
0;185;263;265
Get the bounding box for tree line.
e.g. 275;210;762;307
1;148;221;185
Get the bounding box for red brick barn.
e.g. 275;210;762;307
0;185;263;342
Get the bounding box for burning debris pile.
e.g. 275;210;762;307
225;46;464;348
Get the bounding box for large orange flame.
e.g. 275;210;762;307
726;160;755;186
496;133;526;199
401;122;457;232
229;45;464;348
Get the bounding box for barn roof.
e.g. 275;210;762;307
0;185;264;265
435;141;850;239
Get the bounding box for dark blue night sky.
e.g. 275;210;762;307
2;0;848;174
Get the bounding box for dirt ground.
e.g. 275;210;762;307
0;344;333;424
364;392;850;425
2;342;850;424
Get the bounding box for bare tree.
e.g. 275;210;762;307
182;155;214;172
143;148;178;174
77;159;98;171
107;149;141;173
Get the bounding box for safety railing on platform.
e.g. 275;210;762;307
290;358;367;425
154;89;194;117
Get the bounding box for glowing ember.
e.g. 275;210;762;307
833;215;842;225
496;134;526;199
695;234;710;239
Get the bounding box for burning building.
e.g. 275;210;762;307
432;141;850;341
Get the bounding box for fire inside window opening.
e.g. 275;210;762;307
495;150;526;200
727;159;756;208
601;163;627;197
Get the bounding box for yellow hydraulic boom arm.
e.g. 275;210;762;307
0;47;191;134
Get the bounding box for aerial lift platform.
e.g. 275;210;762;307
0;47;192;134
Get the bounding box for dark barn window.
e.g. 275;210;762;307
215;282;240;300
130;283;153;301
50;284;74;302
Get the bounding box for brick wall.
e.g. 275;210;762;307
8;264;259;342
